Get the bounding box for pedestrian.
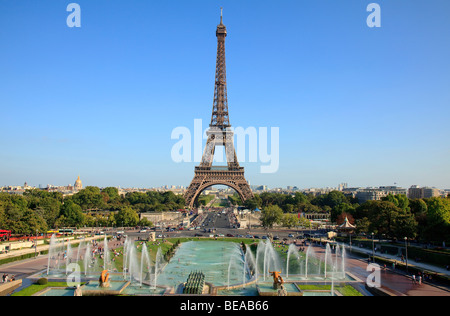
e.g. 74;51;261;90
412;274;416;285
418;275;422;285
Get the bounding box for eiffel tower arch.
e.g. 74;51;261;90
185;9;254;208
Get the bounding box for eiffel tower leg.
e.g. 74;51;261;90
184;170;254;209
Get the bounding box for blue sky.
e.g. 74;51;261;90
1;0;449;189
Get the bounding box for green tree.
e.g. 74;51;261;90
59;200;85;227
139;217;153;227
383;194;410;211
424;197;450;241
282;213;299;229
102;187;120;201
71;186;105;210
21;209;48;235
331;203;355;222
116;206;139;227
243;198;259;210
355;217;370;234
260;205;283;229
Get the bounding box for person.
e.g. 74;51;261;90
412;274;416;285
418;275;422;285
277;284;287;296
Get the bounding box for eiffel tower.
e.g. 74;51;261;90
184;9;254;208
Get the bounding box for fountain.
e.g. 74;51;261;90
32;235;360;296
123;237;140;282
65;240;73;275
140;245;151;287
47;234;57;275
254;240;283;281
84;242;91;276
153;247;164;288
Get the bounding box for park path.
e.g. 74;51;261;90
344;243;450;276
0;237;123;281
310;244;450;296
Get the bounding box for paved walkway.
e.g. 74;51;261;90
0;236;105;262
310;244;450;296
343;243;450;276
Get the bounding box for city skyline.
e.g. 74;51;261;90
1;175;448;193
1;1;450;189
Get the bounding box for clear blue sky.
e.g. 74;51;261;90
1;0;449;189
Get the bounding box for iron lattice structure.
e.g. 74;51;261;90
185;11;254;208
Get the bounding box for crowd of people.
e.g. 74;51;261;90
1;273;15;283
227;212;239;228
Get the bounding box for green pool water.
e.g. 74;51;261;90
257;282;301;294
302;291;333;296
158;241;250;287
82;280;128;291
38;288;75;296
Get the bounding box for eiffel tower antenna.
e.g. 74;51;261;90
184;10;254;208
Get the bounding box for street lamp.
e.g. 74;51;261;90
349;232;352;252
404;237;408;273
371;232;375;263
35;229;38;259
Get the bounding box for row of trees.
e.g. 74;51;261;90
235;191;449;243
350;194;450;242
230;191;357;214
0;187;185;235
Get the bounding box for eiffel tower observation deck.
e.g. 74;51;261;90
184;9;254;208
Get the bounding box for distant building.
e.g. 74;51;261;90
74;175;83;191
356;189;387;203
407;186;441;199
422;187;441;198
408;185;423;199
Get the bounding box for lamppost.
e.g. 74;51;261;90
349;232;352;252
404;237;409;273
35;229;38;259
371;232;375;263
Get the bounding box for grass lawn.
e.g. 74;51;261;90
299;284;363;296
11;282;84;297
211;199;230;207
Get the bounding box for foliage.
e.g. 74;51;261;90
0;188;185;233
115;206;140;227
59;200;85;228
37;278;48;285
260;205;284;229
